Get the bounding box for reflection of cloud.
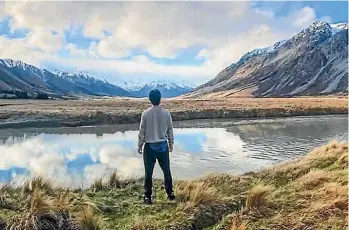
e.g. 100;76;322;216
2;118;340;188
0;128;256;187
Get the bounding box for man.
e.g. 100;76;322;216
138;89;175;205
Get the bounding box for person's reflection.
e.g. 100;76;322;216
96;132;104;137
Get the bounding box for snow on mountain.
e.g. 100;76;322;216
115;79;195;98
330;22;349;34
117;79;195;91
228;21;348;69
192;21;348;98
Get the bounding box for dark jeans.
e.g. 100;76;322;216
143;143;173;198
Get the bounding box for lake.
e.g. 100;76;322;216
0;115;347;188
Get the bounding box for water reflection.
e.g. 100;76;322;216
0;115;347;188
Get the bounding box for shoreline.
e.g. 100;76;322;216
0;141;347;229
0;97;347;129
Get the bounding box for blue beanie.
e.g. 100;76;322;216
149;89;161;105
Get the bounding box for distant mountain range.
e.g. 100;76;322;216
116;79;194;98
188;21;348;98
1;21;347;99
0;59;194;98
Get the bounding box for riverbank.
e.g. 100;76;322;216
0;141;347;229
0;97;347;129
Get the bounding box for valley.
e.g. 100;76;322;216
0;97;347;129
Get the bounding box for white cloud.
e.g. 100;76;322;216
0;2;332;83
96;36;130;58
0;128;272;187
290;6;317;28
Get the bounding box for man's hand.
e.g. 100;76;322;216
138;146;143;154
169;144;173;152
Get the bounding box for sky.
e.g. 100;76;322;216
0;1;347;85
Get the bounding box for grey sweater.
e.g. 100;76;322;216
138;105;174;148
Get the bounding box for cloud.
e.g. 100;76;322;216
291;6;317;28
0;2;334;83
0;127;271;187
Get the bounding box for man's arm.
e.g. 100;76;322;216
167;112;174;152
138;111;146;153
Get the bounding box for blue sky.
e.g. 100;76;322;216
0;1;347;85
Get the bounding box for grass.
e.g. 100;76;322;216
0;97;347;128
76;205;105;230
175;181;218;205
0;141;347;229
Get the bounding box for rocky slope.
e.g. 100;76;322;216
191;21;348;97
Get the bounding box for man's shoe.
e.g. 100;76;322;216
167;193;176;201
143;196;153;205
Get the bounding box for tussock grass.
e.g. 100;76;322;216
28;189;54;215
22;174;53;194
108;170;122;188
296;169;330;189
76;205;105;230
91;178;104;192
246;184;274;210
53;189;75;213
0;141;347;230
131;215;154;230
229;212;248;230
175;181;218;205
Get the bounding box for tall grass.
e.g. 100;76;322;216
175;181;218;205
246;184;274;210
76;205;105;230
22;174;53;194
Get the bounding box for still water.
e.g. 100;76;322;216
0;115;347;188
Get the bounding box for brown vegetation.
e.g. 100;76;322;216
0;97;347;128
0;141;347;229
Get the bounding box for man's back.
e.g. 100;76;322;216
138;89;175;205
138;105;174;147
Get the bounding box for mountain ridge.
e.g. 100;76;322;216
189;21;348;98
0;59;194;98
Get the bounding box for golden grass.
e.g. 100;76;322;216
0;141;347;230
131;215;154;230
240;141;349;229
246;184;274;210
230;212;248;230
22;174;53;194
28;189;54;215
175;181;218;205
76;205;105;230
296;169;330;189
307;140;348;160
1;97;347;129
108;169;122;188
53;189;75;213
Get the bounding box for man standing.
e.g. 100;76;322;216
138;89;175;205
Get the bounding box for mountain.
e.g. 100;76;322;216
117;80;194;98
54;71;130;97
0;59;193;98
189;21;348;98
0;59;130;98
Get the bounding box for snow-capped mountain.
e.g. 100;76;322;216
190;21;348;98
0;59;192;98
0;60;130;97
117;79;195;98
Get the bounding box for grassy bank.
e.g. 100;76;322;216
0;141;348;230
0;97;347;128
